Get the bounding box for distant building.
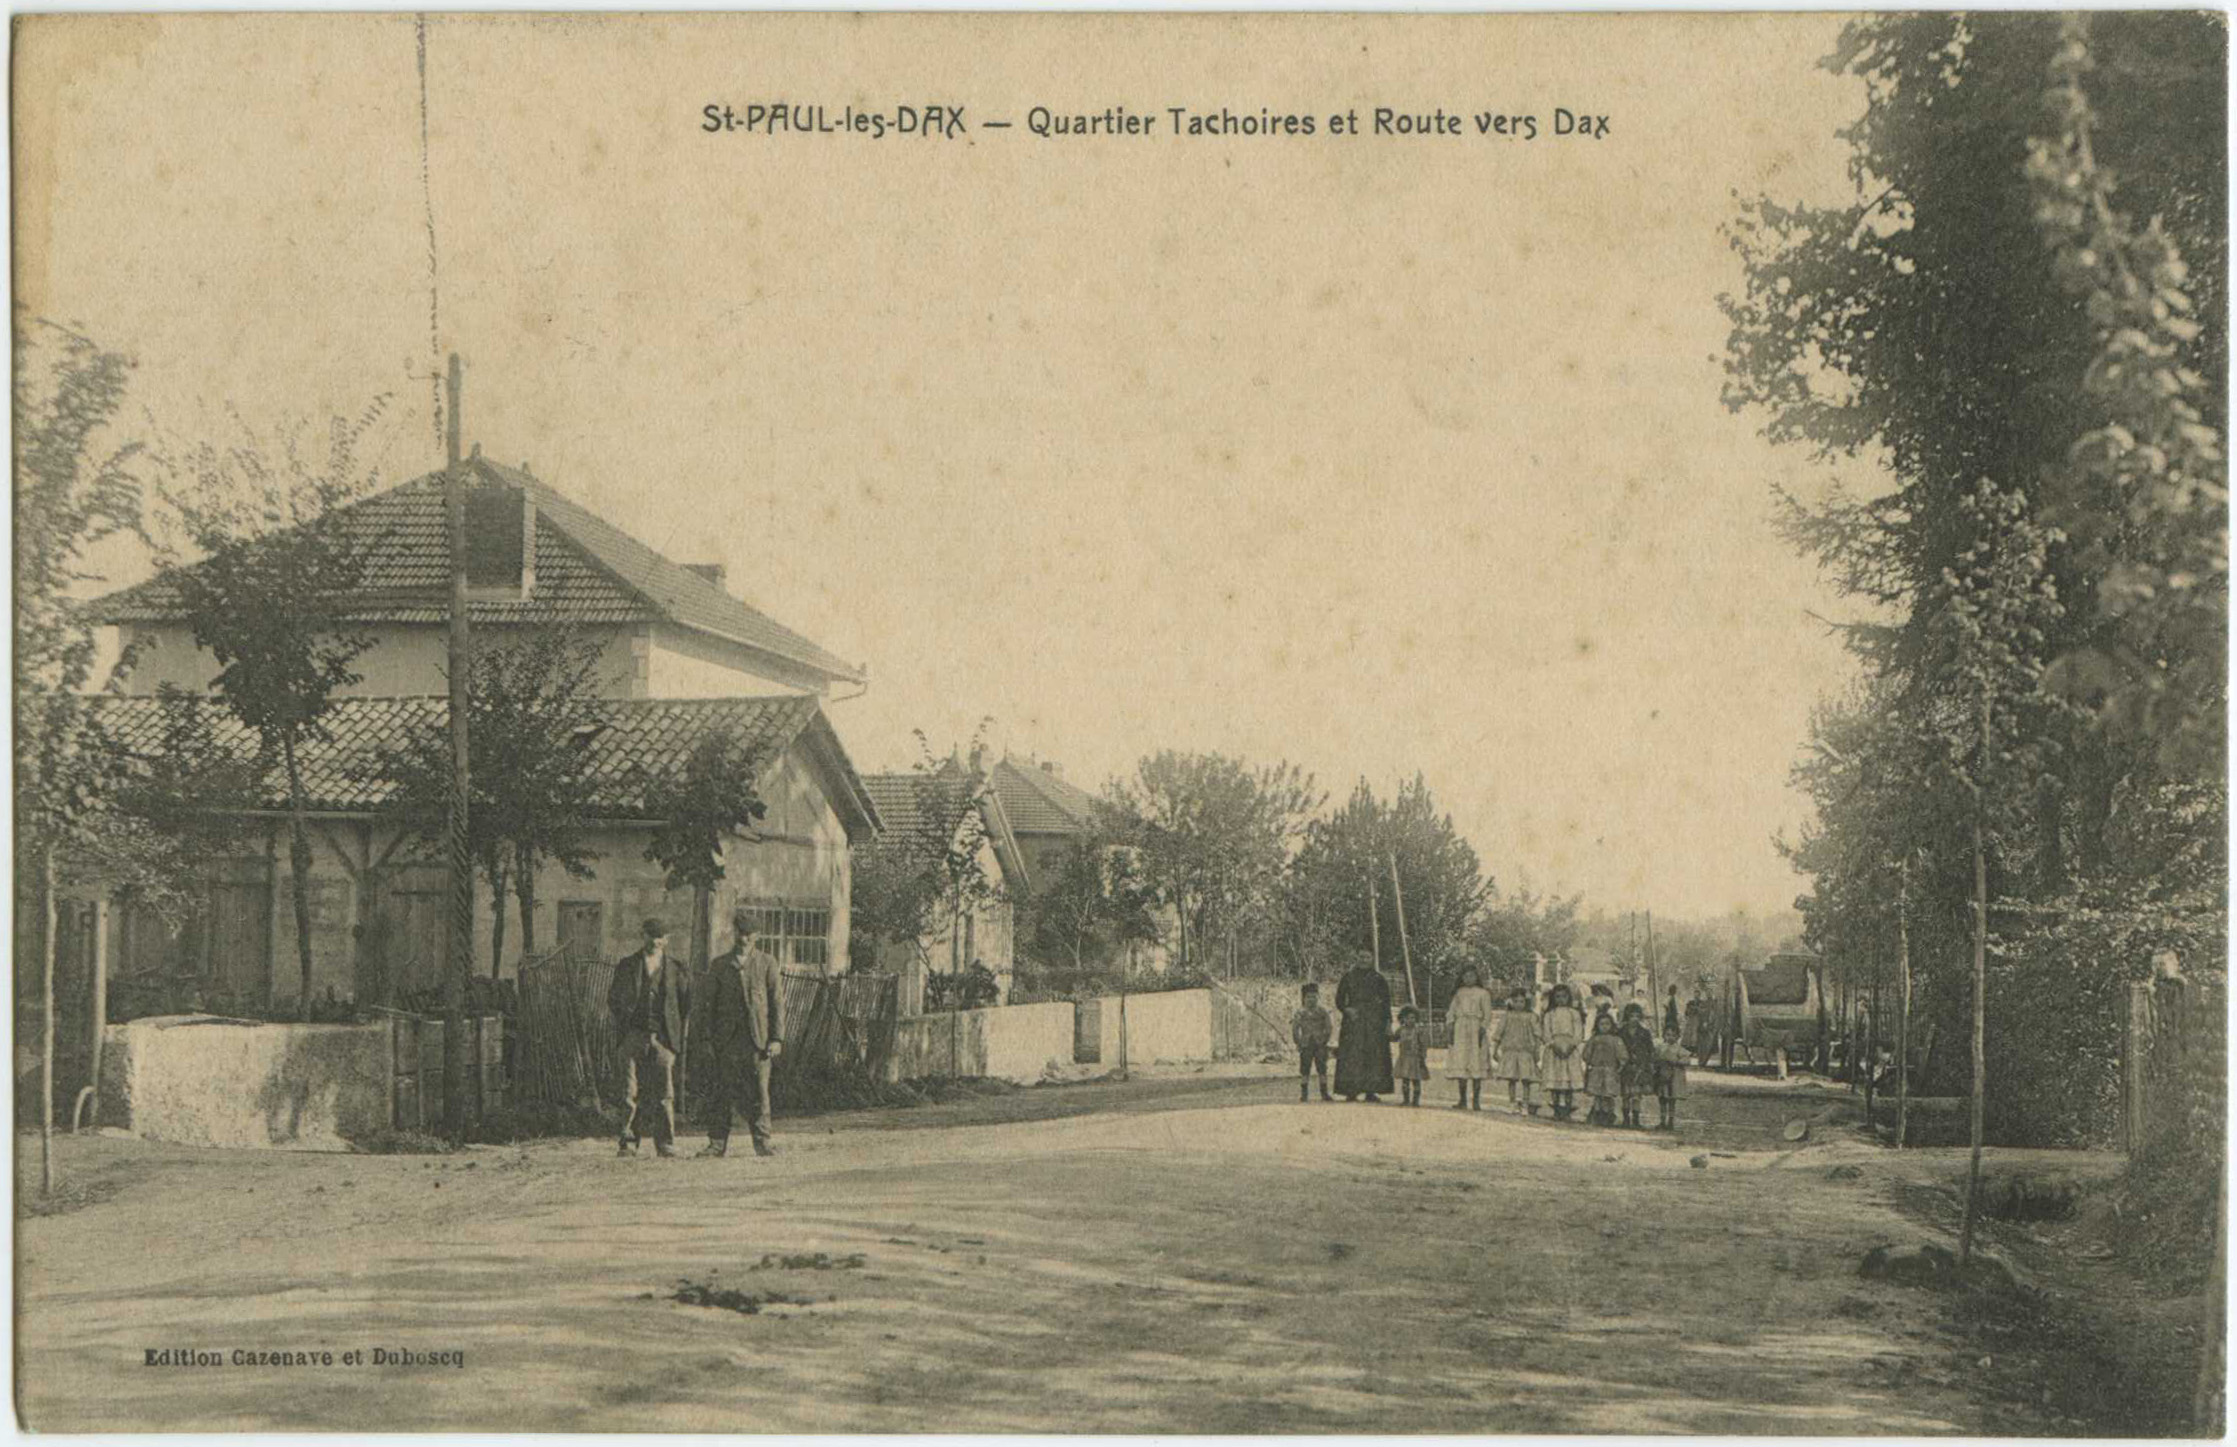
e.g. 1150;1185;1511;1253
987;754;1175;977
858;770;1029;1014
987;757;1102;884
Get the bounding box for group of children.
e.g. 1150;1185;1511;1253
1291;973;1692;1130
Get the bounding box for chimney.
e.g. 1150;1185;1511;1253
1040;761;1061;778
683;562;727;592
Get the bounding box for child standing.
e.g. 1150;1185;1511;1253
1618;1003;1658;1130
1495;987;1541;1115
1292;983;1333;1104
1653;1025;1692;1131
1540;984;1589;1121
1393;1005;1431;1106
1582;1013;1629;1126
1444;966;1496;1110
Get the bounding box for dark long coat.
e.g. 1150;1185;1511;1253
1333;966;1395;1097
703;945;788;1054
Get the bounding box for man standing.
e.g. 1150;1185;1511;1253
697;910;787;1158
608;918;690;1158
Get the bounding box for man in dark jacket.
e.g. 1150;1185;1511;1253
608;918;690;1157
696;910;788;1157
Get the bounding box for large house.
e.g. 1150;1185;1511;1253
101;454;867;700
67;458;881;1009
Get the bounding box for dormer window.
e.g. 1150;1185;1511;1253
464;483;536;600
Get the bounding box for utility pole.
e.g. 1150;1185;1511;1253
443;353;472;1143
1896;855;1912;1148
1388;853;1418;1009
1365;869;1381;973
1959;686;1990;1265
1644;910;1657;1017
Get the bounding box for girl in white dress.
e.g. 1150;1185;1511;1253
1443;966;1496;1110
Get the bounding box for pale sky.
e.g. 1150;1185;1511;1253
16;12;1877;917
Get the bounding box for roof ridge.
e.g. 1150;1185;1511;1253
482;460;862;683
999;755;1099;822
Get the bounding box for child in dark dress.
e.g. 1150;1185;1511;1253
1618;1003;1658;1130
1393;1005;1431;1106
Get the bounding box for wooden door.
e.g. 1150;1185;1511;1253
376;889;450;1002
558;902;605;964
206;879;272;1005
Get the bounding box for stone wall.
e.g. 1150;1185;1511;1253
1092;989;1213;1067
886;1001;1074;1085
99;1015;393;1151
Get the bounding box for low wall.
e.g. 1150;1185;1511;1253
99;1015;392;1151
1093;989;1214;1067
887;1002;1075;1085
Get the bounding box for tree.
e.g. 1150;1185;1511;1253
1027;832;1162;979
386;628;605;977
1470;886;1583;992
2027;18;2228;780
635;724;771;900
1723;13;2223;899
14;319;153;1191
1104;750;1321;976
1284;774;1488;991
1727;14;2226;1197
850;728;1006;1005
150;406;389;1010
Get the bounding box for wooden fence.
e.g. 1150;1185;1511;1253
511;952;900;1116
390;1014;506;1130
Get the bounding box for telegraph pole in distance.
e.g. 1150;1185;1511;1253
443;353;472;1142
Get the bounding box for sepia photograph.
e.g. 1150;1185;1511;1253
10;9;2228;1435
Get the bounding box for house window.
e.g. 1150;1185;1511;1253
785;907;829;969
737;902;829;970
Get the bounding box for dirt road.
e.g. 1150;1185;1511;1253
17;1073;2095;1433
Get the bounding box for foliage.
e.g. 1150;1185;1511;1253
1103;750;1321;975
2025;20;2228;777
1025;833;1162;974
147;400;390;1007
1471;887;1585;991
922;962;1002;1012
849;725;1006;979
1283;774;1488;980
386;628;606;973
633;724;770;895
13;321;206;909
1726;14;2226;1151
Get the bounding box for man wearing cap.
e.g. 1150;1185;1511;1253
608;917;690;1157
697;910;788;1158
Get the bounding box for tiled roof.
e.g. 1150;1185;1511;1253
93;693;878;837
93;458;865;684
989;757;1101;835
860;768;1026;889
861;773;947;841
